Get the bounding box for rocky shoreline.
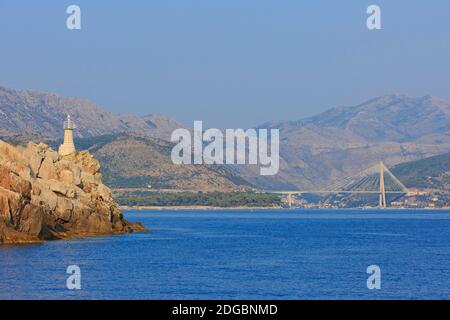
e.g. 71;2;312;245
0;140;147;244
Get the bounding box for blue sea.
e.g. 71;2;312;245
0;209;449;300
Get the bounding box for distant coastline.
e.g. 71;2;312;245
120;205;284;211
120;205;450;211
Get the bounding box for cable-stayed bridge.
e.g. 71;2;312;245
266;162;409;208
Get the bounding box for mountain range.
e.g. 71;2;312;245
251;94;450;189
0;86;181;140
1;85;450;191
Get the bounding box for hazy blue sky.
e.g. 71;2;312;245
0;0;449;127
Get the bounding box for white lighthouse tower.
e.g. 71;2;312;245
58;114;76;156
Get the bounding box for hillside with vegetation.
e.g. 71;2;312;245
392;153;450;190
116;191;281;208
48;133;254;192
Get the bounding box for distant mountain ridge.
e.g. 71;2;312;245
263;94;450;142
303;94;450;142
0;86;180;140
0;86;254;192
249;94;450;189
2;85;450;191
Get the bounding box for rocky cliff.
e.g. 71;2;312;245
0;140;145;244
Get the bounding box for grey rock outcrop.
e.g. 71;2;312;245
0;140;146;244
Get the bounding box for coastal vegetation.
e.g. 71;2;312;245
115;191;281;208
392;153;450;189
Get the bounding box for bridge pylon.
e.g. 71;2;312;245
379;161;387;208
287;193;293;208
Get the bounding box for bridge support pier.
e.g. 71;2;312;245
287;193;293;208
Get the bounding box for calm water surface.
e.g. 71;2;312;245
0;209;449;299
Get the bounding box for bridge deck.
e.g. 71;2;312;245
265;190;407;194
